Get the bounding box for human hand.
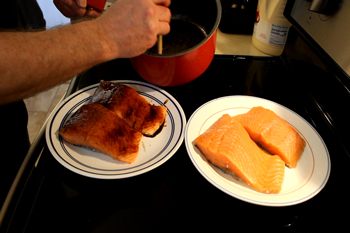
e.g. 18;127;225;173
95;0;171;59
54;0;101;18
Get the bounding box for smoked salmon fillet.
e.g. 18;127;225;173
89;80;167;137
233;106;306;168
59;103;143;164
195;114;285;194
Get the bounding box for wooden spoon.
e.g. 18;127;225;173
158;35;163;54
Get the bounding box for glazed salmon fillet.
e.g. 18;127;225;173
90;80;167;137
195;114;285;194
59;103;142;164
233;106;306;168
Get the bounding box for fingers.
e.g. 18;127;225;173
155;1;171;35
54;0;87;18
76;0;87;8
54;0;100;18
95;0;172;58
153;0;171;7
86;9;102;17
158;4;171;23
158;22;171;36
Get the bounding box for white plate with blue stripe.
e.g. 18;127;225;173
46;80;186;179
185;96;330;207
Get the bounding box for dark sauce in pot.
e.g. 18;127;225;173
147;18;208;55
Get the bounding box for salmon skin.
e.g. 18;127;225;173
89;80;167;137
233;106;306;168
195;114;285;194
59;103;142;164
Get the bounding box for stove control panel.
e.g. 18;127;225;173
289;0;349;76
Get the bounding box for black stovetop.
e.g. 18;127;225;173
2;53;350;233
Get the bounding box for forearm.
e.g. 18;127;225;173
0;0;171;105
0;20;109;105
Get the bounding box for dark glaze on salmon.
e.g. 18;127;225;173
142;105;167;137
59;103;142;163
59;80;167;163
92;80;167;137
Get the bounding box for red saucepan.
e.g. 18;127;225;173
130;0;222;87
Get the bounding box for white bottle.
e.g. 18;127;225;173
252;0;291;56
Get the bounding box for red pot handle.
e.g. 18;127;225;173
87;0;107;12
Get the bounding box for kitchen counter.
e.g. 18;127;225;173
215;29;270;56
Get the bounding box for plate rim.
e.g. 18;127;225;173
185;95;331;207
46;80;186;179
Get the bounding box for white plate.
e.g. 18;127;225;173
46;80;186;179
185;95;330;206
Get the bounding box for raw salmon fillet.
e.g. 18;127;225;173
233;106;306;168
90;80;167;136
195;114;285;194
59;103;142;164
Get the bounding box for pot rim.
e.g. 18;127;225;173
143;0;222;58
